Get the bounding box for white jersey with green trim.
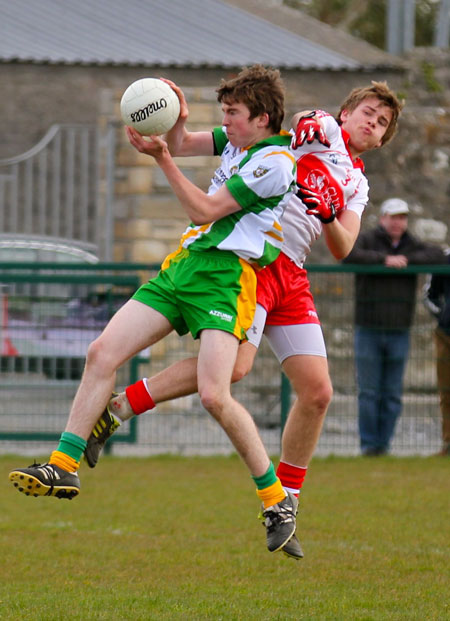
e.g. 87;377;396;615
178;127;296;268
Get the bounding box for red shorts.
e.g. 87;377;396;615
256;252;320;326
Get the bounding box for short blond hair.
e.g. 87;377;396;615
337;81;404;146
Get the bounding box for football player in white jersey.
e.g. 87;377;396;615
84;82;403;559
9;65;305;556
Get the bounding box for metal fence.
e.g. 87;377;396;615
0;124;115;260
0;262;448;458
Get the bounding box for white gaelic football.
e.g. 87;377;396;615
120;78;180;136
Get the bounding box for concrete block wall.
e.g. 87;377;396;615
109;87;225;265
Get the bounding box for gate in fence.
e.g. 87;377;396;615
0;123;116;261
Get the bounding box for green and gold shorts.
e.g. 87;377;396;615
132;248;257;340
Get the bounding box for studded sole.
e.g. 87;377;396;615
9;471;79;500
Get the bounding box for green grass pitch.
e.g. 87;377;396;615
1;454;448;620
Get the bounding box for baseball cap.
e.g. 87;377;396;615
380;198;409;216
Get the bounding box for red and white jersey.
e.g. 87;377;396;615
282;111;369;268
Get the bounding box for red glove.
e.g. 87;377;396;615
296;182;336;223
293;112;330;148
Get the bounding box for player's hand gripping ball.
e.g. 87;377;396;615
120;78;181;136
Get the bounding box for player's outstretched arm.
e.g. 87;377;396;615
126;127;240;224
161;78;214;157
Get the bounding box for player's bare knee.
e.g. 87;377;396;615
312;382;333;413
85;337;115;375
199;392;221;415
297;380;332;415
318;391;333;414
199;387;227;418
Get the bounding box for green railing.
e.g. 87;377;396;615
0;262;448;455
0;263;145;445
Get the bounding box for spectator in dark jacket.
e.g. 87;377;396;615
423;249;450;456
343;198;445;455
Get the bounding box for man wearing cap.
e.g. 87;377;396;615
343;198;444;455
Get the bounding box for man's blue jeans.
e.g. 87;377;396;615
354;327;410;454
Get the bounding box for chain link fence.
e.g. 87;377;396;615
0;262;447;457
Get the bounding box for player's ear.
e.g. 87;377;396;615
340;108;349;123
257;112;270;128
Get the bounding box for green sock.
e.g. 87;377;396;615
56;431;87;462
251;462;278;490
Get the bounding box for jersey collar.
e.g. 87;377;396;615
341;128;365;171
241;131;292;152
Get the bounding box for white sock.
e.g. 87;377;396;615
109;392;134;422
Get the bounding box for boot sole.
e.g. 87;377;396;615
9;471;79;499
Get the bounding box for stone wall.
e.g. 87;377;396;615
360;48;450;250
107;85;227;263
104;53;449;265
1;52;449;265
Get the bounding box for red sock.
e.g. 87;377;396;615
276;461;307;497
125;379;155;414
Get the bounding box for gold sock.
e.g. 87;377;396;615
49;450;80;473
256;479;286;509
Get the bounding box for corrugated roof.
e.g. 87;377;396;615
0;0;363;70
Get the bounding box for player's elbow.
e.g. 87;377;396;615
327;243;351;261
190;213;210;226
333;247;351;261
332;237;357;260
190;202;220;225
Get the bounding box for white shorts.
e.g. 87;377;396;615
247;304;327;363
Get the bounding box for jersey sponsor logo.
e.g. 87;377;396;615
209;309;233;322
328;153;339;165
212;167;228;186
308;310;319;318
253;165;270;178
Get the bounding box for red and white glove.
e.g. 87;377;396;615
296;182;336;223
293;112;330;149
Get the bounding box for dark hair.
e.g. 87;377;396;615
337;81;404;145
216;64;285;134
